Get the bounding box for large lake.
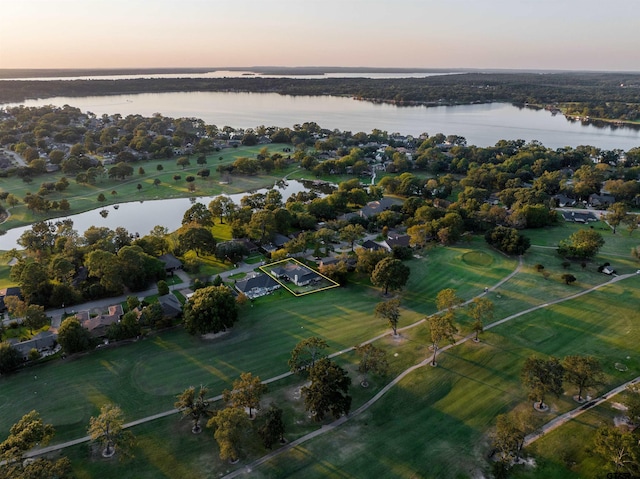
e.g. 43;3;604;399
3;91;640;151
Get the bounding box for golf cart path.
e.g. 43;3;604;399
25;264;636;472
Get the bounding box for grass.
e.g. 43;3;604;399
0;145;291;230
1;228;638;478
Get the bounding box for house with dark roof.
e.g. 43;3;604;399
361;240;386;251
588;193;616;208
8;331;57;360
552;194;578;207
234;238;259;253
359;197;404;218
383;234;411;251
0;287;22;313
270;264;321;287
158;253;183;273
158;293;183;318
235;273;280;299
560;210;598;223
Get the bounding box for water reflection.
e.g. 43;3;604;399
1;180;332;249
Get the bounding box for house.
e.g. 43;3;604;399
77;305;123;337
552;194;577;208
0;286;22;313
158;293;183;318
234;238;259;254
560;211;598;223
361;240;386;252
235;273;281;299
158;253;183;273
588;193;616;208
8;331;58;360
270;263;321;287
359;197;404;219
383;234;411;251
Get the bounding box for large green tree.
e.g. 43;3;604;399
520;356;564;410
593;426;640;473
288;336;328;376
428;311;458;366
562;355;603;402
207;407;251;463
0;341;22;374
370;257;410;295
87;404;134;458
0;410;71;479
175;386;212;434
355;343;389;387
492;409;535;464
468;297;494;342
557;229;605;260
182;285;238;335
374;298;401;335
222;372;268;418
302;358;352;421
258;403;286;449
57;317;93;355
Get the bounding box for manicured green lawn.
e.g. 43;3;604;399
1;232;638;478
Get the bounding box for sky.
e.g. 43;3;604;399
0;0;638;71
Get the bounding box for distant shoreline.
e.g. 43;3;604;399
0;66;465;80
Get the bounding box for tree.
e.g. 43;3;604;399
428;311;457;366
302;358;352;421
355;343;389;387
435;288;463;312
605;202;628;234
623;214;639;236
208;196;236;224
374;298;401;335
468;297;494;341
288;336;329;376
57;317;92;354
207;407;251;463
247;209;277;244
0;410;71;479
87;404;134;458
561;273;577;285
175;386;212;434
157;280;170;296
222;372;268;418
355;248;389;274
485;226;531;255
0;341;22;374
557;229;605;260
370;257;410;295
23;304;48;334
176;156;190;169
182;202;213;227
258;403;286;449
182;285;238;335
624;384;640;428
562;355;603;402
492;409;535;464
178;225;216;257
339;223;365;252
593;426;640;473
520;356;564;410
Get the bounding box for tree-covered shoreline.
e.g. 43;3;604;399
2;72;640;124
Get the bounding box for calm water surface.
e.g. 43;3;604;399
3;91;639;150
0;180;327;249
